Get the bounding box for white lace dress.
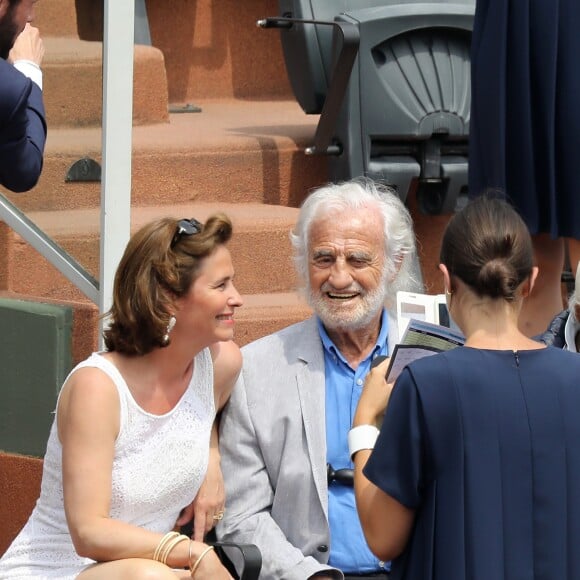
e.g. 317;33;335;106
0;349;215;579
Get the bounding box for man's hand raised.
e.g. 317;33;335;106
9;23;44;65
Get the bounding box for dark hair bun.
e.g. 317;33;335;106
440;196;533;301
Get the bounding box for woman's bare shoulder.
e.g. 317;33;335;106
209;341;242;408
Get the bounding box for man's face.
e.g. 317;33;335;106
307;207;388;331
0;0;36;60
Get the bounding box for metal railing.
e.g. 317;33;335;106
0;0;136;348
98;0;135;344
0;196;99;303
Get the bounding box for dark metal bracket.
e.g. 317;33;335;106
65;157;102;183
257;16;360;156
168;103;203;114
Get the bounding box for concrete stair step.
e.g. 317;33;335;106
0;452;43;555
43;38;169;128
35;0;79;38
50;0;293;103
5;100;327;213
5;202;303;301
35;0;292;103
146;0;292;102
405;189;451;296
235;292;312;346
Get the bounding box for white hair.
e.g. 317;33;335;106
290;178;423;308
569;261;580;311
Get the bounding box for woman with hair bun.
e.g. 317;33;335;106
351;196;580;579
0;214;243;579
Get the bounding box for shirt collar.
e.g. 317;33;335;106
317;309;389;363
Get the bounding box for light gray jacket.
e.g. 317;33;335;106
217;314;398;579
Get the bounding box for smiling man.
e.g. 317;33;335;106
217;178;422;579
0;0;46;193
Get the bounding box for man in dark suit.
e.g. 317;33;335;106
0;0;46;193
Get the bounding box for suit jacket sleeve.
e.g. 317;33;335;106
218;369;340;579
0;59;47;193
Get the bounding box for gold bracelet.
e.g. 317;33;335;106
153;531;180;562
190;545;215;577
188;540;194;571
159;534;189;565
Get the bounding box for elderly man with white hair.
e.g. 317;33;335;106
217;178;422;579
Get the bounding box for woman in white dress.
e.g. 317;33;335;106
0;214;243;579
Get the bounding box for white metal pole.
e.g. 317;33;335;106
99;1;135;348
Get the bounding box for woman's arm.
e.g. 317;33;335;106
352;359;415;561
178;341;243;540
57;366;209;568
178;420;226;541
353;451;414;561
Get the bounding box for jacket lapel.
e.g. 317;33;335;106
294;318;329;516
292;310;399;518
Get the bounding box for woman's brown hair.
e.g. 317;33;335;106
103;213;233;355
440;196;534;301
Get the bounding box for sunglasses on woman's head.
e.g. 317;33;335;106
171;218;202;247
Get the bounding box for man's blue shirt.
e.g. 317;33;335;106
318;310;391;574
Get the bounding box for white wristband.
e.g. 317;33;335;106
13;60;43;90
348;425;380;460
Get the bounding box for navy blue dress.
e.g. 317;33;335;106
364;347;580;580
468;0;580;238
